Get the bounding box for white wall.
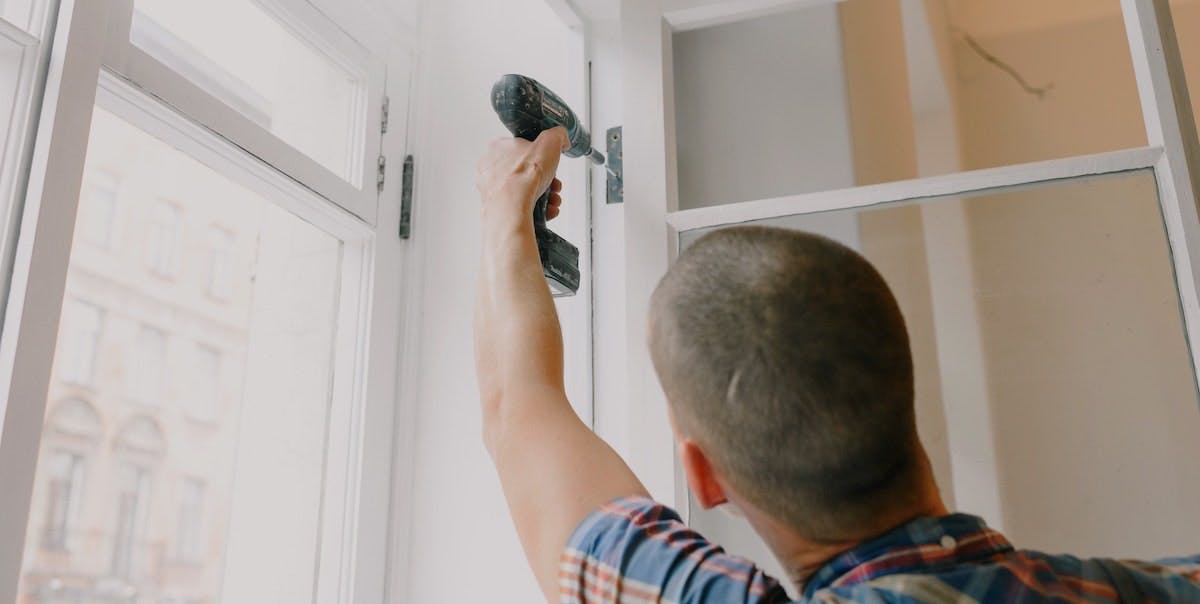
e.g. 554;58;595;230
671;4;856;209
400;1;579;601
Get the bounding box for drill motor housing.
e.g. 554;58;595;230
491;74;603;297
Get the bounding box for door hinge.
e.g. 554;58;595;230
606;126;623;204
381;96;391;134
399;155;415;239
377;155;387;193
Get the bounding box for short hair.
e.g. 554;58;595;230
649;226;922;542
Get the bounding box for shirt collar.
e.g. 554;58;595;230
802;514;1014;598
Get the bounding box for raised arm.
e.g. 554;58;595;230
474;128;649;602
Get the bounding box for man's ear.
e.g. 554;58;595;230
679;439;728;509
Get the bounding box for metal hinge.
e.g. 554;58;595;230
399;155;415;239
377;155;387;193
606;126;623;204
381;96;391;134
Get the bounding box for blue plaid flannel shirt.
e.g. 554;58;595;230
560;496;1200;603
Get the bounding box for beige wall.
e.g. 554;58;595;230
946;3;1200;556
840;0;957;510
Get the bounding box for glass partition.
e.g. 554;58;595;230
679;169;1200;585
670;0;1170;210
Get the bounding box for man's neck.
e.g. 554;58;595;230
743;493;949;593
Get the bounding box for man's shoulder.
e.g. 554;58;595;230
814;549;1200;603
563;495;792;603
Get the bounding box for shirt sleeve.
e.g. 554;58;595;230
560;496;792;604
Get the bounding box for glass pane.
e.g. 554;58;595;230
671;0;1151;209
131;0;365;184
18;107;343;603
680;171;1200;580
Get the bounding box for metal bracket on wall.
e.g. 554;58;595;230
606;126;623;204
399;155;415;239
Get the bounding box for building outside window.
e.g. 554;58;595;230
174;478;206;563
40;451;85;552
146;201;179;277
110;464;151;580
56;301;103;386
77;172;120;249
189;344;222;420
129;325;166;404
206;227;235;300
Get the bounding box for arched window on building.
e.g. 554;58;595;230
39;398;103;552
109;415;164;580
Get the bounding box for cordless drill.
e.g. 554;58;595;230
491;74;605;297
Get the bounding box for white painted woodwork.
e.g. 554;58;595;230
1121;0;1200;401
0;8;53;330
620;0;682;506
0;1;111;598
665;147;1164;232
663;0;845;32
102;0;387;225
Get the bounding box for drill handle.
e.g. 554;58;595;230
532;187;551;230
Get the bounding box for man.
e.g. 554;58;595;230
475;128;1200;602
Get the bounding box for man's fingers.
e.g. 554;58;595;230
551;178;563;193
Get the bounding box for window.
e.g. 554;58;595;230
40;451;85;551
130;0;366;183
189;343;222;420
174;478;206;562
0;0;52;292
206;227;235;300
3;0;410;601
78;171;119;248
18;105;349;603
56;300;103;386
146;201;179;276
129;325;166;403
111;463;151;579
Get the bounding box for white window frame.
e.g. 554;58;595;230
0;0;58;325
605;0;1200;514
0;1;419;603
103;0;388;224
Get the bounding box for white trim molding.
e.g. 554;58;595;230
664;0;845;32
666;147;1165;232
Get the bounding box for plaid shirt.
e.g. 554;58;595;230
560;496;1200;603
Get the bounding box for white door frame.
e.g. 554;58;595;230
613;0;1200;515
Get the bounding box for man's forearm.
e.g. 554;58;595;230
476;204;567;441
474;132;649;601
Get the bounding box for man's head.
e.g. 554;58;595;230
649;226;931;544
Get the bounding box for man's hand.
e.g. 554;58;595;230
476;127;567;225
474;129;648;602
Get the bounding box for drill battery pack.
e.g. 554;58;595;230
536;226;580;297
